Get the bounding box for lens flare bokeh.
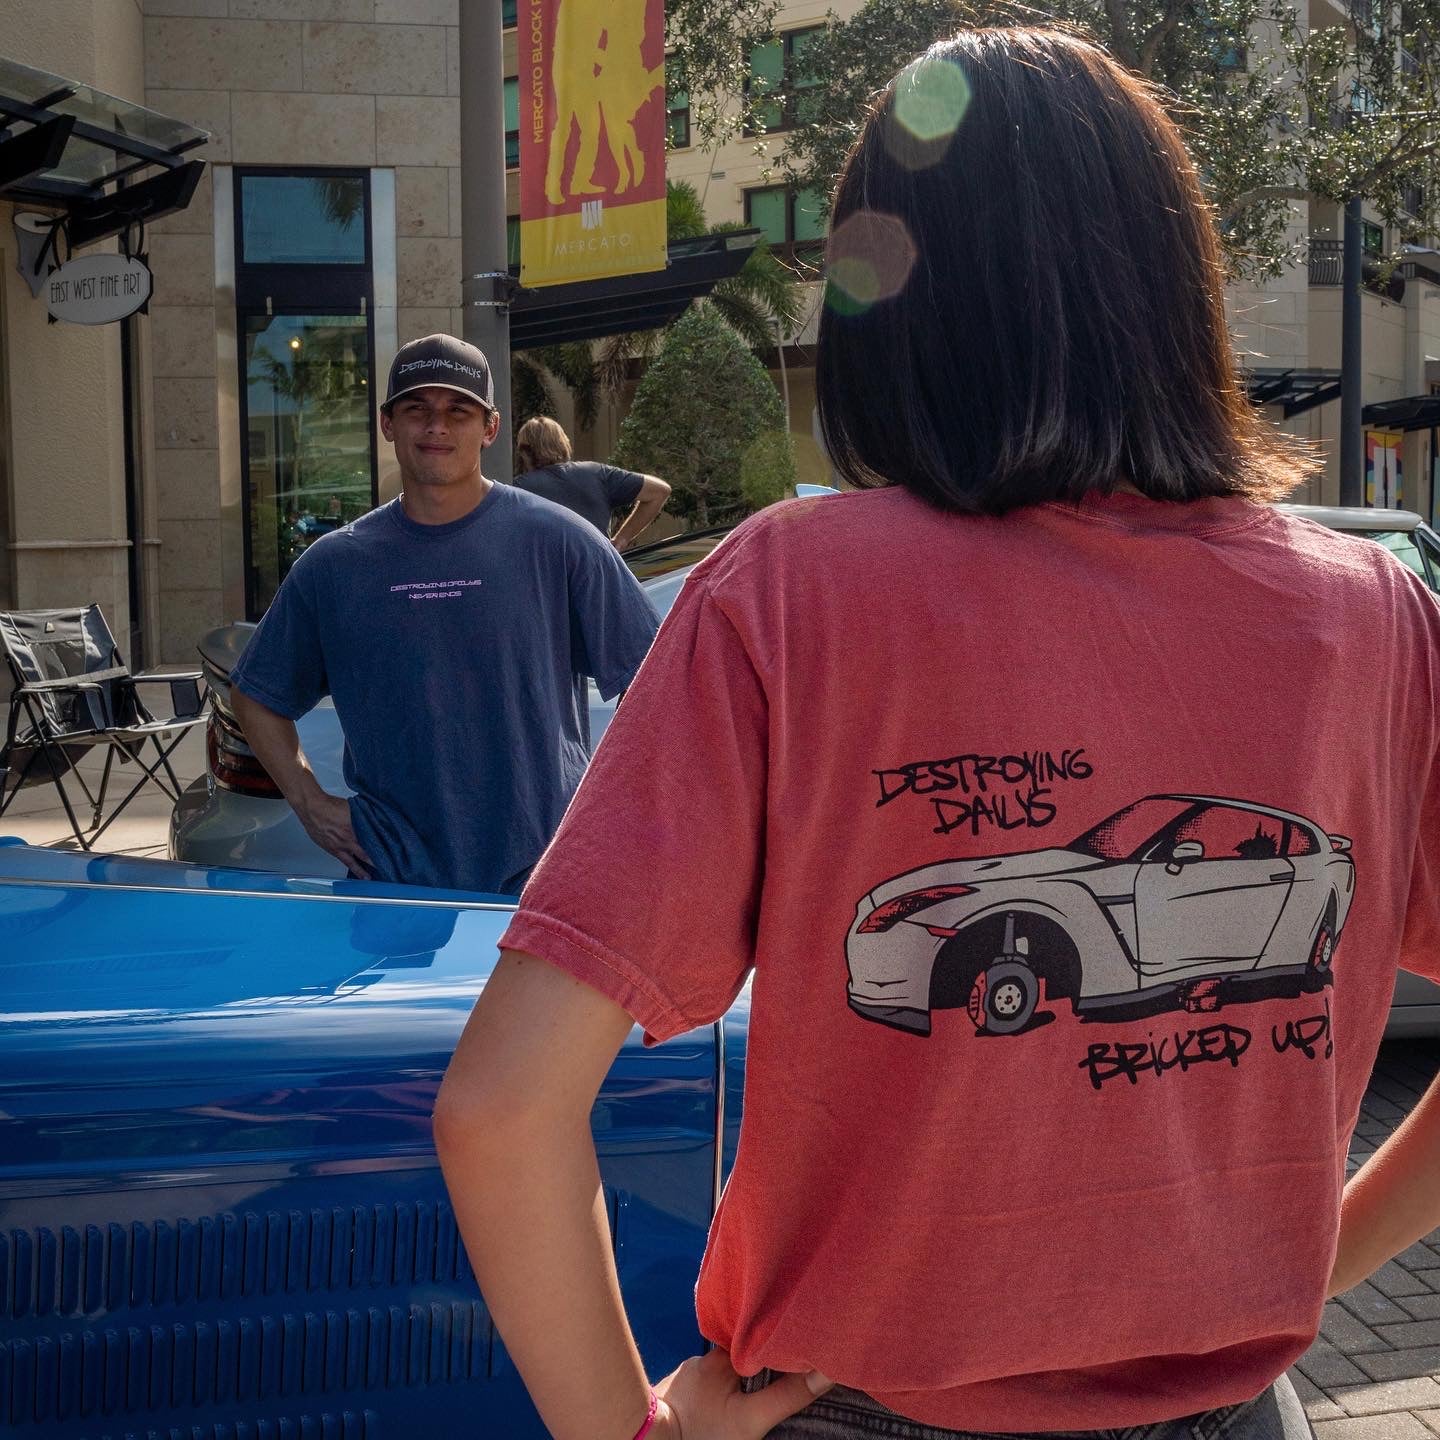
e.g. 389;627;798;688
884;54;972;169
825;210;918;315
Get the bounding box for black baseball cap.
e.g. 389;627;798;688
382;334;495;412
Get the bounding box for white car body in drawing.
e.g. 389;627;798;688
847;794;1355;1037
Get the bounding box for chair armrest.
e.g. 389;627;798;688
11;676;114;736
122;672;208;723
15;675;107;695
130;670;204;684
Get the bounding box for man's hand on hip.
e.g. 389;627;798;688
296;790;375;879
231;690;377;881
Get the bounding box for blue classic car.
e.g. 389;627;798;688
0;840;747;1438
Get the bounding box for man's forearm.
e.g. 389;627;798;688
231;691;327;814
612;492;666;550
434;1109;652;1440
1331;1069;1440;1295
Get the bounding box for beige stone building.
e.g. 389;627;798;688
0;0;1435;673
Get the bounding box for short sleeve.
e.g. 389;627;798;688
502;575;765;1042
229;553;329;720
600;464;645;510
566;533;659;700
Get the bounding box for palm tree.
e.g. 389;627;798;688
706;220;809;351
512;341;602;433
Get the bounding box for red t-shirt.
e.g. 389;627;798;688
501;488;1440;1430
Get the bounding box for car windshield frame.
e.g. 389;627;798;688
1365;529;1434;587
623;527;732;582
1414;524;1440;589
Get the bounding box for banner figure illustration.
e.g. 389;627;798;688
519;0;668;288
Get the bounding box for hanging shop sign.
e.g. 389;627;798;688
46;252;152;326
519;0;668;288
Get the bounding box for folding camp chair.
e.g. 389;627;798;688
0;606;208;850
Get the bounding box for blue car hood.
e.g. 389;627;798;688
0;846;728;1437
0;841;718;1183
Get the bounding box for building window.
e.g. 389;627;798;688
234;169;377;618
1350;81;1381;114
744;184;826;266
1196;6;1247;69
1350;0;1382;38
746;26;824;134
667;80;691;149
240;173;366;265
507;215;521;268
1363;219;1385;255
504;76;520;170
503;0;517;26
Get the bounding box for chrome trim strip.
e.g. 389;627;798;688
213;165;244;623
0;874;515;911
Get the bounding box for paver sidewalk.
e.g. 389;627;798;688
0;725;206;857
1294;1040;1440;1440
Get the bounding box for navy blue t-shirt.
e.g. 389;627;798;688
512;461;645;536
230;487;659;894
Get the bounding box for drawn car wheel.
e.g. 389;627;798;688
1304;907;1336;992
967;960;1039;1035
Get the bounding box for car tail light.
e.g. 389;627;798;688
858;884;976;934
207;710;284;799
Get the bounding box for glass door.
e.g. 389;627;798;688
243;313;372;614
234;168;374;618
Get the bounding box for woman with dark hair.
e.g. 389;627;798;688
435;28;1440;1440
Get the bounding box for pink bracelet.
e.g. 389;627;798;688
632;1386;660;1440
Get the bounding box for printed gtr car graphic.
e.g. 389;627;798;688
846;795;1355;1037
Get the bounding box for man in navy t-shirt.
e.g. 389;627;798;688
230;334;659;895
514;415;671;551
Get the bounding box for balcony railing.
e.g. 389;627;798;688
1308;238;1345;284
1308;238;1407;300
1401;254;1440;286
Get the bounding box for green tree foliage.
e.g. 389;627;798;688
612;306;796;526
666;0;786;148
773;0;1440;279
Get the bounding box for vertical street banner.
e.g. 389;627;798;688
519;0;668;288
1365;430;1403;508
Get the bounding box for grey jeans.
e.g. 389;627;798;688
739;1371;1314;1440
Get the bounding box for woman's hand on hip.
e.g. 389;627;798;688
652;1349;832;1439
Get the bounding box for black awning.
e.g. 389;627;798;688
0;56;207;246
508;230;760;349
1362;395;1440;432
1244;367;1342;418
